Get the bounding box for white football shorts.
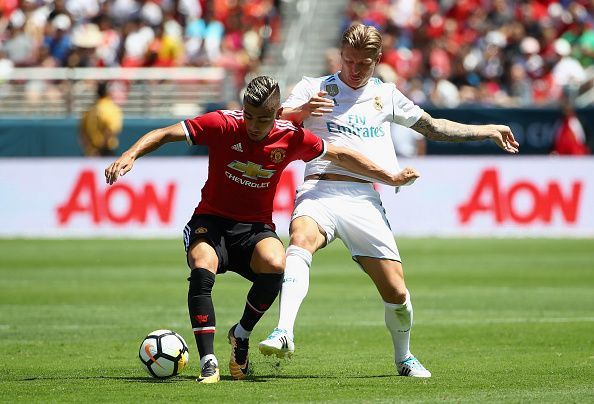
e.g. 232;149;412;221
292;180;401;262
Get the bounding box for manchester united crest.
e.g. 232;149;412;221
374;96;383;111
270;148;287;164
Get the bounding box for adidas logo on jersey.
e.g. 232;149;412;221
231;143;243;152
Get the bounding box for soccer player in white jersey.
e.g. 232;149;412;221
258;24;519;378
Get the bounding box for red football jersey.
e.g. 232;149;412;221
182;110;325;226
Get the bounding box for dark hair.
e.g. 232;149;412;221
243;76;280;108
97;81;108;98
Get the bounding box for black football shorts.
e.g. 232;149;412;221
182;214;280;281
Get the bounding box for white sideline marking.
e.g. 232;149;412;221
10;318;594;330
353;317;594;327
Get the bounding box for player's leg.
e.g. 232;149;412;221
335;183;430;377
357;257;430;377
282;217;327;331
241;236;286;331
227;232;285;379
259;215;325;357
186;238;220;383
355;258;411;358
183;215;226;383
259;182;340;357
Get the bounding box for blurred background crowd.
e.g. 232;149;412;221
0;0;281;85
1;0;593;108
0;0;592;156
336;0;594;107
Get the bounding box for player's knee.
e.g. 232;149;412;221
188;249;218;270
187;254;217;271
187;242;218;270
395;289;408;304
259;253;286;274
289;231;317;251
386;288;408;305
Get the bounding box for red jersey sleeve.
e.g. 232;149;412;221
297;128;326;162
182;111;227;146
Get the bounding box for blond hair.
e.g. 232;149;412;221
341;24;382;59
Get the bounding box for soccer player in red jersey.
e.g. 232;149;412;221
105;76;419;383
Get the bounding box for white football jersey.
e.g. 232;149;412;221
283;73;424;182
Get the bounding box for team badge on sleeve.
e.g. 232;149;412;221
326;84;339;97
270;148;287;164
374;96;383;111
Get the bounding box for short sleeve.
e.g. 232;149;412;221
282;77;317;109
181;111;227;146
390;85;424;128
298;128;326;162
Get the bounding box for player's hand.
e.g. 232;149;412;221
105;152;135;185
305;91;334;117
390;167;420;187
485;125;519;154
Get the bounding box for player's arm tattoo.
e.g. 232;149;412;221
410;112;489;142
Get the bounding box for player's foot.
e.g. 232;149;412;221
228;324;249;380
196;359;220;383
258;328;295;358
397;356;431;378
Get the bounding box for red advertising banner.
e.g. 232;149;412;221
1;157;592;237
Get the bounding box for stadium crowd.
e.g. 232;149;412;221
1;0;593;111
340;0;594;107
0;0;280;84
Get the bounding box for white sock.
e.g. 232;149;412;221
384;290;413;363
234;323;251;339
200;354;217;368
276;245;312;339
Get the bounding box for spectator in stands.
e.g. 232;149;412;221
146;23;183;67
552;38;586;98
80;81;123;157
95;14;121;67
68;23;103;67
552;100;591;155
43;14;72;66
185;6;224;65
3;17;36;66
122;18;155;67
563;10;594;68
507;62;534;106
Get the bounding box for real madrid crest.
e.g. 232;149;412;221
325;84;339;97
374;96;383;111
270;148;287;164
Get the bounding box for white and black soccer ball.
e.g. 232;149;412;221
138;329;189;379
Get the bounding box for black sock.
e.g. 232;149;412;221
239;273;283;332
188;268;216;359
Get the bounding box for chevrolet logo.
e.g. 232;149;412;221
227;161;276;180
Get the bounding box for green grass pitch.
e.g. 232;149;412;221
1;238;593;402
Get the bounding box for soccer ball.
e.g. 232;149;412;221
138;329;189;379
